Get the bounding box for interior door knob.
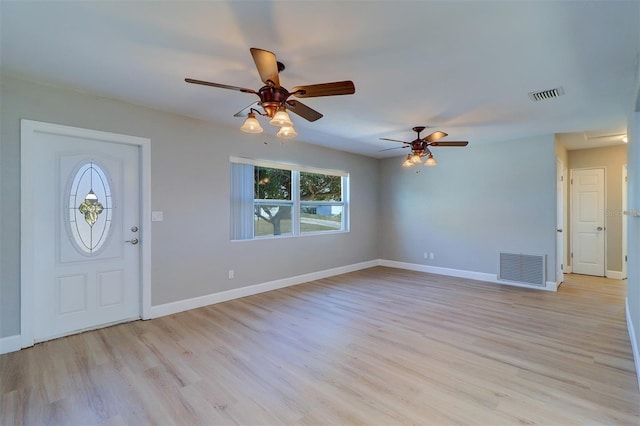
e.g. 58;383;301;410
125;238;139;245
597;227;603;231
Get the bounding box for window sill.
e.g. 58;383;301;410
231;229;349;242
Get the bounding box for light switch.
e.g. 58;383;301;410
151;211;164;222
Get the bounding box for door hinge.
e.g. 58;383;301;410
571;252;573;258
626;255;628;262
570;178;573;184
561;263;564;271
561;175;564;182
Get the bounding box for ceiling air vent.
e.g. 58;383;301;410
528;86;564;102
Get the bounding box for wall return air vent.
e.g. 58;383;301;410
498;252;546;287
528;86;564;102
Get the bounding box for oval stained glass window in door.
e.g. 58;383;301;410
68;162;112;254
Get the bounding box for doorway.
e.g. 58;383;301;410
570;168;605;276
21;120;152;346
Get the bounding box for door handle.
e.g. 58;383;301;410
556;229;563;233
597;227;603;231
125;238;139;245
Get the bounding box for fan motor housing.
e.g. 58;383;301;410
258;86;290;117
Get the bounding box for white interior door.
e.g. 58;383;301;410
571;168;605;276
22;121;142;343
556;159;565;284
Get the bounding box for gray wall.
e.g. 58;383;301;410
378;135;557;281
568;145;627;273
0;74;380;338
627;3;640;388
2;71;627;354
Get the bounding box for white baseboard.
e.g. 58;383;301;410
378;259;557;292
148;259;558;320
0;259;567;354
607;270;624;280
0;334;22;355
626;298;640;391
149;260;378;318
545;281;558;291
379;259;496;282
150;258;556;320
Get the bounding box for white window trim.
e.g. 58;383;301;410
230;156;349;177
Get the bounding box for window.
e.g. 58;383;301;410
67;161;113;255
299;171;344;234
230;158;348;240
254;166;293;237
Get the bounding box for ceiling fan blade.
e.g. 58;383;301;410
185;78;257;94
285;100;323;122
250;48;280;87
379;146;409;152
291;81;355;98
422;131;448;143
380;138;411;144
429;141;469;147
233;101;264;117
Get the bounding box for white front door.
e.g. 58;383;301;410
571;168;605;276
21;120;144;343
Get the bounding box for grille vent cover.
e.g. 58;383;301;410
498;252;546;287
528;87;564;102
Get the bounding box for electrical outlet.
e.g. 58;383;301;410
429;253;434;260
228;269;234;279
424;252;429;259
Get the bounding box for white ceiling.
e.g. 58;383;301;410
1;1;638;157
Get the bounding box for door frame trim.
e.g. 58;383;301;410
20;119;152;348
556;158;565;285
622;164;628;279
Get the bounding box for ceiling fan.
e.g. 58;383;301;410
379;126;469;167
185;48;355;138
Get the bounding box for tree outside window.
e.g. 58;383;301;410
254;167;292;236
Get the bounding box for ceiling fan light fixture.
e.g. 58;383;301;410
276;125;297;139
410;152;423;164
269;108;293;127
424;153;437;167
380;126;468;169
240;112;264;133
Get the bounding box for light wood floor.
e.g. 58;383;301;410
2;268;639;425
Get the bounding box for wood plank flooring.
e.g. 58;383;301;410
2;267;639;425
